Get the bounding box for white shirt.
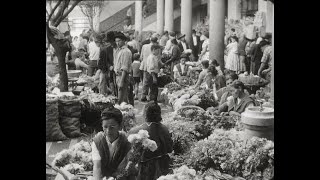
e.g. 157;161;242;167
91;136;119;161
192;35;197;46
88;42;100;61
181;41;187;51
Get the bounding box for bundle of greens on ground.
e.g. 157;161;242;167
51;140;93;174
176;129;274;180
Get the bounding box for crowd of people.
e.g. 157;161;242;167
48;22;272;113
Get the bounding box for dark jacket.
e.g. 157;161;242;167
166;45;181;64
98;44;114;73
92;132;131;178
129;122;173;180
176;63;189;76
178;41;190;53
190;35;201;56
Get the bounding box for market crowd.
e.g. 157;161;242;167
47;20;273;179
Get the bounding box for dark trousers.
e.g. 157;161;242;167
88;60;98;76
142;71;158;101
250;61;261;75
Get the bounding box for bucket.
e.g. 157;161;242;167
241;106;274;140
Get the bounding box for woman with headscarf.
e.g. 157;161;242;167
129;101;173;180
92;107;132;180
225;36;240;73
199;31;210;63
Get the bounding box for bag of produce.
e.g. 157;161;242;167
58;96;81;117
59;116;82;138
46;97;68;141
58;96;82;138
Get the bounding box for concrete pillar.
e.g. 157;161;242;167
270;3;274;106
165;0;174;32
228;0;241;20
209;0;226;69
258;0;273;33
157;0;165;35
207;0;210;16
266;1;273;33
181;0;192;45
135;1;143;35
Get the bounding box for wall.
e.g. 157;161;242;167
99;1;134;23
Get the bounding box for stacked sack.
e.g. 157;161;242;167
58;96;83;138
46;96;68;141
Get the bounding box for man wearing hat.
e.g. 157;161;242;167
214;80;256;116
177;34;190;53
113;32;132;104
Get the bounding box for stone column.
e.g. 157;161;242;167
207;0;210;17
165;0;174;32
181;0;192;45
266;1;273;33
228;0;241;20
258;0;273;33
157;0;165;35
135;1;143;35
270;3;274;106
209;0;226;69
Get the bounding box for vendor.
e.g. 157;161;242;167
92;107;132;180
129;101;173;180
194;60;210;88
173;54;191;81
214;80;256;116
217;72;238;104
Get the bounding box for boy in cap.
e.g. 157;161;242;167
113;32;132;104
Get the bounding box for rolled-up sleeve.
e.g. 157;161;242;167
120;50;132;72
91;142;101;161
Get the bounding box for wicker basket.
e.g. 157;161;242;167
177;105;205;116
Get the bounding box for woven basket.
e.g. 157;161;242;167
177;105;205;116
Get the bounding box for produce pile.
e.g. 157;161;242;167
164;86;219;111
164;82;182;94
52;140;93;174
46;74;60;93
115;102;136;132
174;129;274;180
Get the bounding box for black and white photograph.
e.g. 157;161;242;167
46;0;274;179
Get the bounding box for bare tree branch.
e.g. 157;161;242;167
54;0;82;27
47;0;62;22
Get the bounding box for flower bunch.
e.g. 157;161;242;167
115;102;136;132
157;165;203;180
52;140;93;172
164;82;182;94
61;163;85;175
197;90;219;110
184;129;243;172
116;130;158;179
178;129;274;180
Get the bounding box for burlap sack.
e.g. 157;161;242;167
59;116;82;138
46;98;68;141
58;99;81;117
58;98;82;138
